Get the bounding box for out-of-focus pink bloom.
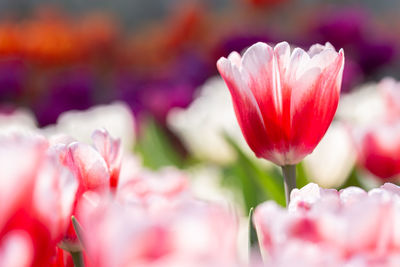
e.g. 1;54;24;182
54;129;123;246
78;194;239;267
356;122;400;180
0;232;33;267
379;78;400;121
217;42;344;165
91;129;122;189
254;183;400;267
74;155;240;267
116;167;189;211
348;78;400;180
0;134;77;267
59;128;123;196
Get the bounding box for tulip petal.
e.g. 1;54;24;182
289;50;344;163
67;142;110;191
241;42;290;162
217;56;271;159
92;129;122;188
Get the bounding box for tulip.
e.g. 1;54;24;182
339;78;400;181
59;128;123;195
167;76;246;165
253;183;400;267
78;193;239;267
217;41;344;203
379;77;400;120
0;134;77;267
55;129;123;254
356;122;400;180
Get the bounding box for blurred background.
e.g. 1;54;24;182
1;0;399;124
1;0;400;212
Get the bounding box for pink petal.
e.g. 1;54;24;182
217;55;271;160
289;50;344;163
66;142;110;191
92;129;123;189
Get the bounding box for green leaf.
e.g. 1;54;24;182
135;117;184;169
71;216;85;267
223;134;285;208
222;163;262;211
71;216;85;249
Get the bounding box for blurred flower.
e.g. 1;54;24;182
379;77;400;120
0;134;77;267
309;8;367;50
0;232;33;267
167;77;242;164
116;166;190;211
59;129;123;195
0;23;22;56
0;108;37;134
116;52;211;123
186;165;240;205
77;13;118;62
0;59;27;102
21;13;82;66
303;122;356;188
217;41;344;165
53;129;123;248
336;82;386;127
34;67;95;126
355;122;400;181
338;78;400;181
44;102;135;150
254;183;400;266
78;190;240;267
340;58;363;93
357;38;396;76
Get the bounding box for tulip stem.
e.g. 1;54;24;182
282;165;296;207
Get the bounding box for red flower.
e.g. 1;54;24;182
357;122;400;180
217;42;344;165
56;129;122;244
0;135;77;267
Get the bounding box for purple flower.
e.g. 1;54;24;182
34;67;95;126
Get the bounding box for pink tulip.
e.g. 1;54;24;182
217;42;344;165
91;129;122;189
55;129;123;246
60;129;122;196
379;77;400;121
116;167;189;211
0;232;33;267
344;78;400;180
356;122;400;180
254;183;400;267
78;179;239;267
0;134;77;267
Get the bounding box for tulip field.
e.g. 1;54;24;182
1;1;400;267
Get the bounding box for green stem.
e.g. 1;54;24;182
71;251;84;267
281;165;297;207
